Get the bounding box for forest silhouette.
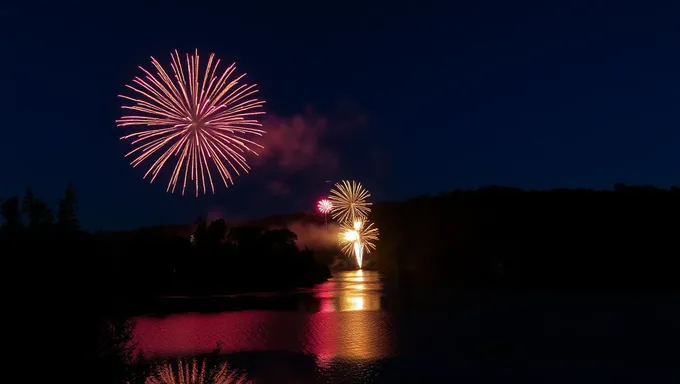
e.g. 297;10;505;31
0;185;331;314
3;183;680;302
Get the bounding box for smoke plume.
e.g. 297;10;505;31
269;220;339;250
249;102;367;197
255;111;338;174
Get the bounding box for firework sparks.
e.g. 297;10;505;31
317;199;333;214
317;198;333;231
146;359;249;384
117;49;266;197
328;180;372;223
338;219;379;268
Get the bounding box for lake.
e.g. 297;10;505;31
132;270;680;382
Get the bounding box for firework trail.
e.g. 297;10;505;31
145;359;249;384
317;198;333;231
117;49;266;196
338;219;379;268
328;180;372;223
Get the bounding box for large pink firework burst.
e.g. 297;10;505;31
116;49;266;196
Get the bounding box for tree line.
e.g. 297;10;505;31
0;184;330;312
0;182;79;236
104;216;331;303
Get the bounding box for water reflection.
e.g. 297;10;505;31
313;270;382;312
133;270;393;363
304;270;391;368
128;276;679;381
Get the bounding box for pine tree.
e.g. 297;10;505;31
0;196;22;231
57;182;79;232
21;187;34;217
22;188;53;230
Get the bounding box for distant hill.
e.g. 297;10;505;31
371;184;680;290
100;184;680;290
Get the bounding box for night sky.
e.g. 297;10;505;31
2;1;679;230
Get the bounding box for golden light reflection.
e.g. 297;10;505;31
324;269;381;312
305;270;393;366
346;296;364;311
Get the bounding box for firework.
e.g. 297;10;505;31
317;199;333;214
338;219;379;268
117;49;266;197
317;198;333;231
328;180;372;223
146;359;249;384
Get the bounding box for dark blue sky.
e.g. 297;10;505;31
1;1;679;230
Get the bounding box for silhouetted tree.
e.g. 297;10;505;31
57;182;79;232
92;318;141;384
22;188;33;215
207;218;227;243
262;228;298;249
227;226;264;248
192;216;208;247
0;196;22;231
22;187;53;231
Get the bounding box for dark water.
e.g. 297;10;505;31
133;270;680;382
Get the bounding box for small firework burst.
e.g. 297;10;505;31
328;180;372;223
317;199;333;214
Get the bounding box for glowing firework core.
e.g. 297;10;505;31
344;229;358;242
338;219;378;269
